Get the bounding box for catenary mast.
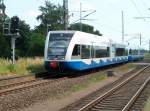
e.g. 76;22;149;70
63;0;68;30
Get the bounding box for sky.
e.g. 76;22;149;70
4;0;150;50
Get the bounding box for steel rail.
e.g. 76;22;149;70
0;79;38;90
78;64;150;111
0;74;33;81
122;76;150;111
0;77;67;95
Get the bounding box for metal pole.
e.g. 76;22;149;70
11;37;16;64
63;0;68;30
140;33;141;45
149;40;150;53
80;2;82;31
122;11;124;43
0;0;6;34
47;24;51;33
47;24;48;34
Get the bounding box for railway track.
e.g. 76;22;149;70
0;74;35;85
63;64;150;111
0;74;34;81
0;71;49;85
0;78;38;90
0;75;68;96
0;69;107;96
0;64;125;96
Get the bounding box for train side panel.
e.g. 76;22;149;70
44;56;128;72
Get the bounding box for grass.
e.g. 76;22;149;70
143;97;150;111
0;58;46;76
71;74;106;92
112;63;135;74
71;63;135;92
144;53;150;59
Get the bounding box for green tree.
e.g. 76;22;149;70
0;33;10;58
16;19;45;57
0;16;10;58
27;32;45;56
70;23;102;36
36;1;64;35
16;20;31;57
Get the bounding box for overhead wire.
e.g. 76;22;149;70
129;0;150;34
130;0;150;24
130;0;145;20
89;21;122;33
90;11;122;33
69;7;122;34
139;0;149;9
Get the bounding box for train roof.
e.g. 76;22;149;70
48;30;127;47
48;30;75;34
48;30;109;39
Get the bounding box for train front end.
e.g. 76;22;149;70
44;31;74;73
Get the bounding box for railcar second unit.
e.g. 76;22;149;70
127;47;144;61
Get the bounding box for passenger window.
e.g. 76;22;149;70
115;48;125;56
132;50;138;55
94;46;109;58
81;45;91;59
129;49;138;55
72;45;81;59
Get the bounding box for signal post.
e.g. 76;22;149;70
11;33;20;64
3;16;20;64
1;0;20;64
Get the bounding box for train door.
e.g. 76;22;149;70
81;45;92;69
110;46;115;58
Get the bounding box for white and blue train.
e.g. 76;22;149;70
44;31;144;73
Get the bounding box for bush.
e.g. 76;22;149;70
7;64;16;73
0;58;45;76
27;64;45;73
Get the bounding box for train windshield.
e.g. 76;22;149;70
47;33;74;60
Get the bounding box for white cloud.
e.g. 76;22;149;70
70;0;95;10
22;10;41;29
83;3;95;10
27;10;40;18
106;0;121;4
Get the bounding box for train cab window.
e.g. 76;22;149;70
81;45;91;59
72;45;81;59
49;33;73;48
48;33;74;60
115;48;125;56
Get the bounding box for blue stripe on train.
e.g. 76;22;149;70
128;55;144;61
44;57;128;71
